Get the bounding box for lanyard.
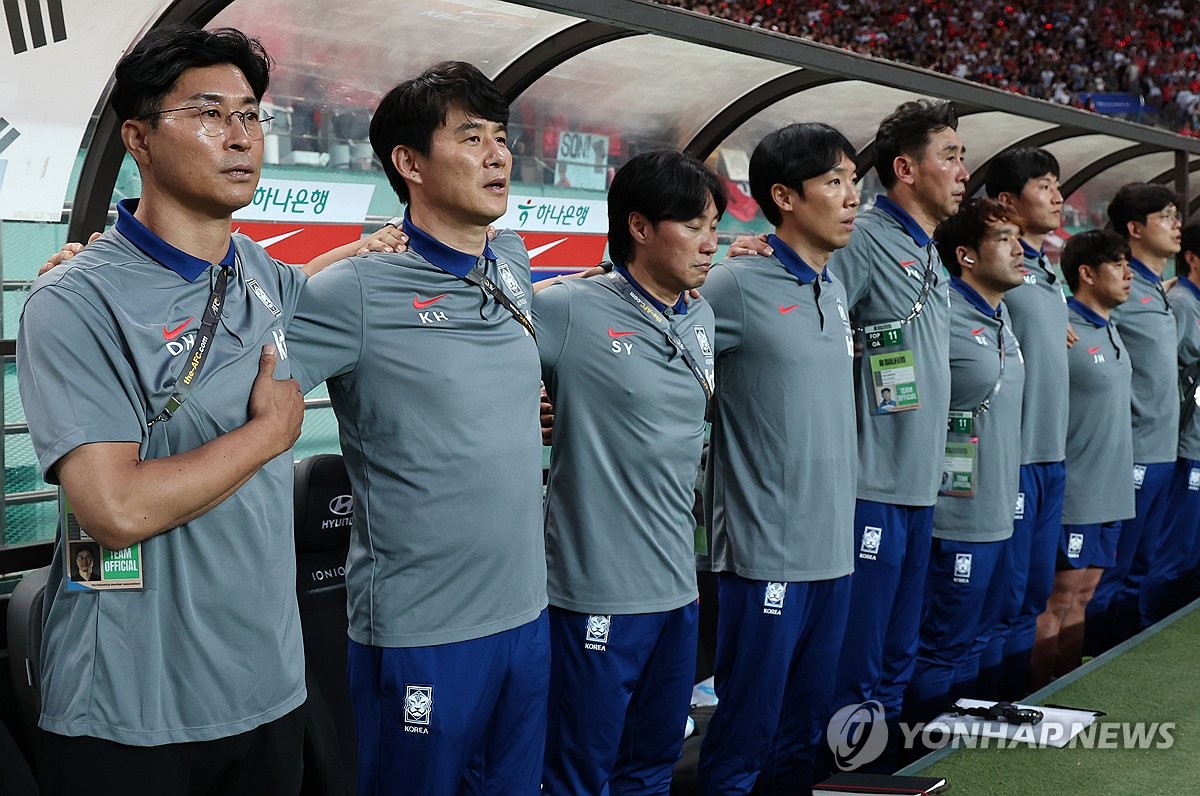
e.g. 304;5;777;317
974;315;1007;416
604;271;713;400
900;239;940;326
150;264;233;426
461;261;536;339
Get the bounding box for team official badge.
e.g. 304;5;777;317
860;526;882;560
1189;468;1200;491
1067;533;1084;559
953;553;973;583
1133;464;1147;489
404;685;433;729
693;325;713;358
585;614;612;650
764;582;786;615
1014;492;1026;520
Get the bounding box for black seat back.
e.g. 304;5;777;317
6;566;49;758
294;454;357;795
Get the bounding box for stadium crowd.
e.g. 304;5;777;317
662;0;1200;134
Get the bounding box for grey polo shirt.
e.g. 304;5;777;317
933;278;1025;543
1111;258;1179;464
287;220;547;648
536;266;711;614
702;236;856;582
1169;275;1200;461
1062;299;1136;525
1005;241;1069;464
17;201;306;745
831;195;952;506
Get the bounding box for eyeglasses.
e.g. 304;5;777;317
137;101;273;139
1152;209;1183;224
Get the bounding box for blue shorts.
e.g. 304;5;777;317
1059;522;1121;570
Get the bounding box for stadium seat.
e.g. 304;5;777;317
6;565;49;760
294;454;358;796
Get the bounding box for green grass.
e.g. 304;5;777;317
916;603;1200;793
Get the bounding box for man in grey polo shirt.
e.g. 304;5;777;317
1152;222;1200;620
535;150;723;795
828;100;964;737
1043;230;1134;675
905;198;1026;721
982;148;1070;695
17;26;309;793
1086;183;1181;651
697;123;858;795
285;62;548;795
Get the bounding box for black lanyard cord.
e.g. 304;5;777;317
149;264;233;427
974;315;1007;417
604;271;713;400
461;262;536;340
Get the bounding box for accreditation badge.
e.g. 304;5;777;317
940;411;978;497
864;321;920;413
62;489;144;591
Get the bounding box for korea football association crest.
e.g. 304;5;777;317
763;582;786;615
1067;533;1084;559
585;614;612;651
403;685;433;733
495;260;527;305
1189;468;1200;491
859;526;882;560
1133;464;1147;489
1014;492;1026;520
953;553;973;583
693;325;714;358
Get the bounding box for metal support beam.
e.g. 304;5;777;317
684;71;843;161
492;20;635;102
962;126;1087;198
1059;143;1160;200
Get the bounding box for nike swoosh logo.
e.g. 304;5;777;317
971;327;984;335
1088;346;1101;354
608;327;638;338
413;294;449;309
899;260;918;267
163;317;195;340
1141;296;1153;304
779;304;800;314
234;227;305;249
527;237;568;259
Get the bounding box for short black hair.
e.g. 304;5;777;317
607;150;728;266
1061;229;1130;291
370;61;509;204
111;25;272;123
1179;222;1200;276
934;197;1012;277
874;99;958;190
1107;182;1180;239
748;123;855;226
984;148;1061;198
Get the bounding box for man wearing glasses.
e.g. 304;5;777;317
1085;184;1182;652
17;26;378;792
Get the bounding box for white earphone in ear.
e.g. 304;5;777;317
963;256;976;264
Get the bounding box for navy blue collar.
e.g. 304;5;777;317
950;275;1001;317
873;194;932;248
1020;239;1043;261
1067;296;1108;328
1180;274;1200;302
401;210;495;278
612;262;688;315
1128;256;1163;285
767;234;832;285
115;199;235;282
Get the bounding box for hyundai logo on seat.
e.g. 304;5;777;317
328;494;354;516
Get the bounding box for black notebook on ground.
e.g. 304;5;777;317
813;772;949;795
